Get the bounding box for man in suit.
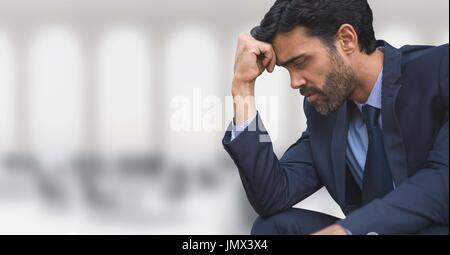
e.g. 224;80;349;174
223;0;448;235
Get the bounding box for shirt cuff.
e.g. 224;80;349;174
230;112;258;141
343;227;353;235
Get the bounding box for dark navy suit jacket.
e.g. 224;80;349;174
223;41;449;235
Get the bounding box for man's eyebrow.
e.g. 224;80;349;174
277;54;307;67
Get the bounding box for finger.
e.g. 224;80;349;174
258;44;276;73
252;49;270;71
262;56;270;67
252;48;268;70
267;48;277;73
258;44;274;71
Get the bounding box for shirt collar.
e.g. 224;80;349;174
354;67;383;112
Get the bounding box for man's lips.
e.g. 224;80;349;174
305;93;318;103
302;92;314;97
300;87;321;103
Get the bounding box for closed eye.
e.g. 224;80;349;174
294;58;308;69
294;60;305;69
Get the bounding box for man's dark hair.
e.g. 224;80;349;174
251;0;377;54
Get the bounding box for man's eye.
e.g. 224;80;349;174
294;60;306;69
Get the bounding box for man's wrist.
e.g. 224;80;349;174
232;78;256;126
231;78;254;97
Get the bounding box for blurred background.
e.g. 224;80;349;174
0;0;448;234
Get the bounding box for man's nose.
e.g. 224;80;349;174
290;77;307;90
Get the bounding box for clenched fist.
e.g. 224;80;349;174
233;33;277;86
232;33;277;125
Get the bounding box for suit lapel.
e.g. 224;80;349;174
331;101;350;204
381;41;409;186
330;41;408;202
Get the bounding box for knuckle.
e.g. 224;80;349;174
238;32;250;42
241;43;251;52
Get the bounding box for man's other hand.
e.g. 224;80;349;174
311;224;348;235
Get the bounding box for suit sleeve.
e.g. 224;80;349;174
222;112;322;217
339;47;449;235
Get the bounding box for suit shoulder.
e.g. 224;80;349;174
400;44;448;67
398;44;449;111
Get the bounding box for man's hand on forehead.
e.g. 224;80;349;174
234;33;277;84
231;33;277;126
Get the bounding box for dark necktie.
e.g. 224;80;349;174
362;105;394;205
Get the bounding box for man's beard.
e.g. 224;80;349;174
300;51;359;116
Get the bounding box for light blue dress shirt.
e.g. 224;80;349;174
231;113;257;140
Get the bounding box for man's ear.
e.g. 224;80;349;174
336;24;358;55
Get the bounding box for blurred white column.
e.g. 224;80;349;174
96;25;153;156
164;24;221;161
28;26;83;163
0;29;15;155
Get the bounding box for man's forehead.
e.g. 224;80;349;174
272;26;318;64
